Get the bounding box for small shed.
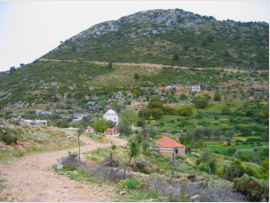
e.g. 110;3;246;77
155;135;185;156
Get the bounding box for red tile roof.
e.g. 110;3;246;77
87;126;93;130
155;135;185;148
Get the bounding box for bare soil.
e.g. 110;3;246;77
0;132;127;202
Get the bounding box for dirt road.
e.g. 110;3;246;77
0;132;127;202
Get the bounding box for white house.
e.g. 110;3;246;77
192;85;201;91
74;113;89;120
103;109;119;125
165;85;177;90
85;126;94;133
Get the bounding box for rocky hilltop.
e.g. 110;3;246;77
44;9;268;69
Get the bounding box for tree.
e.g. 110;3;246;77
148;101;163;109
179;105;193;116
194;128;204;140
191;91;197;96
141;140;149;156
123;141;140;179
203;127;213;139
108;120;115;136
213;94;221;101
173;54;179;60
222;107;231;115
152;108;164;120
137;118;144;127
76;126;84;162
201;148;216;181
108;62;113;69
138;109;151;120
117;119;133;136
147;127;159;140
225;130;235;140
195;99;209;108
179;93;188;100
121;109;137;126
213;128;222;138
163;106;176;115
93;118;109;133
134;73;140;81
9;66;16;74
132;90;141;99
46;106;50;111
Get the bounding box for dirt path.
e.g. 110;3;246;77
0;132;128;202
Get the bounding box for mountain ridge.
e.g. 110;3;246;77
42;8;269;69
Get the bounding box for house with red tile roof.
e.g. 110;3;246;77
155;135;185;156
105;126;118;135
85;126;94;133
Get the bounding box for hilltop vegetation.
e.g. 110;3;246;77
44;9;269;69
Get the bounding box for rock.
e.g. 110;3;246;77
191;152;200;157
56;161;63;170
119;191;126;195
191;195;200;201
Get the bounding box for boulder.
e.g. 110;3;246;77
191;195;200;201
119;191;126;195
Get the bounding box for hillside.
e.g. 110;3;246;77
0;8;269;109
43;9;269;69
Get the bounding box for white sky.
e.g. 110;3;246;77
0;1;269;72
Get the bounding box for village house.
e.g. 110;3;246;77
85;126;94;133
155;135;185;156
104;126;118;135
191;85;201;91
103;109;119;125
165;85;177;90
73;113;89;120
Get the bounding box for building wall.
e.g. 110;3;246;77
155;143;185;156
103;114;119;125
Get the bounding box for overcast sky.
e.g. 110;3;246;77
0;1;269;72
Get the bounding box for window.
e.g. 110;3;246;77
114;118;116;120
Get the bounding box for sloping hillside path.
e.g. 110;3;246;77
0;132;128;202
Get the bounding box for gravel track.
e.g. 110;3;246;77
0;132;127;202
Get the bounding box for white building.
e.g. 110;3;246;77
103;109;119;126
85;126;94;133
74;113;89;120
192;85;201;91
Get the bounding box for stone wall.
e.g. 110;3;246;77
155;143;185;156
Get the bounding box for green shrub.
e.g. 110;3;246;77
233;174;269;201
155;157;165;162
0;127;18;144
176;155;184;160
121;178;140;189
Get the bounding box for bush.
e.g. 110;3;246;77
120;178;140;189
0;127;18;144
233;173;269;201
175;155;184;160
156;157;166;162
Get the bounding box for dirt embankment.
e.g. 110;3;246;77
0;132;127;202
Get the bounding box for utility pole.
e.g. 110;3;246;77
83;106;85;129
96;104;100;134
170;149;176;183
